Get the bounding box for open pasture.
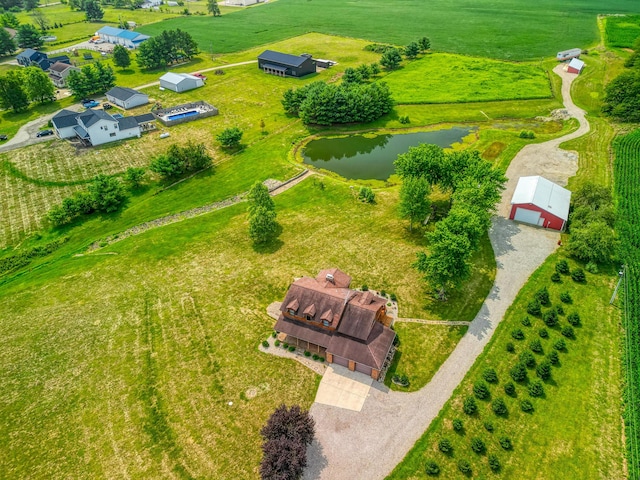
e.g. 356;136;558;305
139;0;640;60
0;177;477;478
604;14;640;48
384;54;552;104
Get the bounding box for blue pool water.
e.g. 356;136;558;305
167;110;199;121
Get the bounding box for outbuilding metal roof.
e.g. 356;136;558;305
258;50;310;67
568;58;585;72
106;86;146;101
510;176;571;221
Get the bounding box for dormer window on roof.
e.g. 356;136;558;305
286;298;299;314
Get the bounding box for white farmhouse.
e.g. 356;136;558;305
51;109;145;146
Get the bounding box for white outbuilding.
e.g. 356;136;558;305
106;87;149;110
158;72;204;93
509;176;571;231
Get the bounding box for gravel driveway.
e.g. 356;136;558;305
304;64;588;480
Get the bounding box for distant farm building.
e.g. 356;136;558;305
257;50;316;77
140;0;161;8
106;87;149;110
556;48;581;62
565;58;585;74
509;176;571;231
96;26;150;49
48;62;80;88
226;0;262;5
159;72;204;93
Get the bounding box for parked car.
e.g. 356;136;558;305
103;103;113;110
82;100;99;108
36;129;53;138
193;72;207;80
0;134;7;141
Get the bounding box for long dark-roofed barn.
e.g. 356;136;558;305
274;268;396;380
257;50;316;77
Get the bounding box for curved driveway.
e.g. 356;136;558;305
304;64;587;480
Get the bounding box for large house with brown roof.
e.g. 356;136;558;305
275;269;396;380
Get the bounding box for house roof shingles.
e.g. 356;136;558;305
52;109;79;129
258;50;310;68
117;116;139;131
107;86;146;102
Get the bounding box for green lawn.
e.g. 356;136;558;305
0;176;478;478
384;54;552;104
387;256;624;479
138;0;640;60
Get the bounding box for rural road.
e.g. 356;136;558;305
304;64;586;480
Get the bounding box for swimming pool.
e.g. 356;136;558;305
166;110;199;121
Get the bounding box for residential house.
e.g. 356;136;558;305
106;87;149;109
274;268;396;380
16;50;70;71
48;62;80;88
159;72;204;92
51;109;144;146
96;26;150;49
509;175;571;231
257;50;316;77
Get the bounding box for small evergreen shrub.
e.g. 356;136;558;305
274;340;281;347
511;329;525;340
457;459;472;475
319;357;325;362
543;309;558;327
535;286;550;306
536;360;552;380
438;438;453;454
499;436;512;450
528;380;545;397
390;293;397;302
585;261;599;274
556;260;570;274
529;339;543;354
483;368;498;384
539;328;549;338
571;268;586;283
453;418;464;432
548;350;559;365
551;272;562;283
304;351;311;357
519;350;536;368
473;381;490;400
521;399;534;413
504;381;516;397
521;316;531;327
492;398;508;416
288;346;296;352
510;362;528;382
312;354;319;360
425;460;440;476
488;454;501;472
484;421;494;432
527;299;542;316
282;342;288;348
560;291;572;303
271;331;277;338
567;312;581;326
380;289;387;297
399;115;411;124
262;340;269;348
561;326;575;338
358;186;376;204
555;305;565;316
470;437;486;454
554;338;567;351
361;284;368;291
506;342;515;353
463;396;478;415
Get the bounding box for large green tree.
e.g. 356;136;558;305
567;221;617;264
149;142;212;179
399;176;431;232
88;175;127;213
23;66;55;103
247;181;279;245
66;62;115;98
136;29;199;69
216;127;243;149
0;27;16;55
112;45;131;69
0;71;29;112
380;47;402;70
84;0;104;21
602;70;640;122
16;23;43;49
0;12;20;28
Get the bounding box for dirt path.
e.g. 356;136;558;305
395;318;471;326
304;64;588;480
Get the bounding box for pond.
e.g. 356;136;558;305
302;127;473;180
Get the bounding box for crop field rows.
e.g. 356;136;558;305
613;130;640;480
605;15;640;48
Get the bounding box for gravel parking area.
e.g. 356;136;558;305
304;64;589;480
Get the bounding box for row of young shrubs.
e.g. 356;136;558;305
0;237;67;276
262;337;326;362
423;259;587;477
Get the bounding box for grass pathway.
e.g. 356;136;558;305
304;64;589;480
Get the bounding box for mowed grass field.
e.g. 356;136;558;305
139;0;640;60
384;54;552;104
0;177;465;478
604;14;640;48
387;256;624;479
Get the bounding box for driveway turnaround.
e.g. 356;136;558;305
314;366;373;412
304;64;588;480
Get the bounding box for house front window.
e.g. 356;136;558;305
322;320;329;327
110;132;116;137
288;309;296;316
306;314;313;321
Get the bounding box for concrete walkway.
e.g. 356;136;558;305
304;65;588;480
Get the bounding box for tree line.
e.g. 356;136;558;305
395;144;506;299
66;62;116;99
0;66;55;112
603;37;640;122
